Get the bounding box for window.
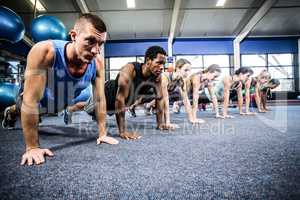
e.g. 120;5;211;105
268;54;292;66
110;57;136;70
267;53;294;92
242;54;268;80
242;54;266;67
204;55;230;77
176;55;203;73
109;57;136;80
137;56;144;63
203;55;230;67
271;79;294;92
250;67;268;77
268;67;293;79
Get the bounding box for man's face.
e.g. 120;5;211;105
147;53;166;77
72;24;107;64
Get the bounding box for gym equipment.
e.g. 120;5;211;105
0;6;25;43
31;15;67;42
0;82;20;110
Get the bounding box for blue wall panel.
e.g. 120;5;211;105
2;37;298;58
240;38;298;54
105;40;168;57
105;37;299;57
173;39;233;55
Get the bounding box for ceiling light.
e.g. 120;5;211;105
216;0;226;7
28;0;46;11
127;0;136;9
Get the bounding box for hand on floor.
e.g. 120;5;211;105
190;118;205;125
21;148;54;166
158;123;179;130
222;114;235;119
97;136;119;145
215;114;225;119
244;112;257;115
120;131;141;140
258;109;267;113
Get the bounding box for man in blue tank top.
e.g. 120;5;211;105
2;14;118;166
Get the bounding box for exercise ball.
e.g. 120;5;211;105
73;85;92;104
0;82;20;110
31;15;67;42
0;6;25;43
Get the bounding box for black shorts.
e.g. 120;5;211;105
105;80;118;113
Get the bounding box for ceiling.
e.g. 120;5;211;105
0;0;300;41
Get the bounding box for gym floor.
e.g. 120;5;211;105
0;106;299;199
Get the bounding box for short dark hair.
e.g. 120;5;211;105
144;46;167;62
76;13;107;33
235;67;254;75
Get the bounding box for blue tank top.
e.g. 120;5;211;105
41;40;96;111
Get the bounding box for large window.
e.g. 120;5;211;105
109;57;136;79
242;54;266;67
242;54;267;77
137;56;144;63
241;53;295;91
267;54;294;91
106;53;296;92
203;55;230;78
176;55;203;73
175;55;231;77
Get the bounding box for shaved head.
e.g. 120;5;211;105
74;13;107;33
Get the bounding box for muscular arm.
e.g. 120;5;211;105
244;79;251;113
222;77;231;117
180;79;194;122
161;75;170;124
254;83;263;112
155;77;165;128
156;75;179;130
21;41;54;165
93;56;118;144
191;75;200;120
93;55;107;137
237;87;244;114
115;65;132;135
207;85;220;117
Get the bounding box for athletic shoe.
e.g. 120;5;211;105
63;108;72;124
2;107;16;129
144;103;152;115
172;103;181;114
128;106;137;117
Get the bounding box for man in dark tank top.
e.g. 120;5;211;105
104;46;174;140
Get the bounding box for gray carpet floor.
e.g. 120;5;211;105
0;106;299;199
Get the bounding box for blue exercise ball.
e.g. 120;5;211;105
0;82;20;111
31;15;67;42
73;85;92;104
0;6;25;43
